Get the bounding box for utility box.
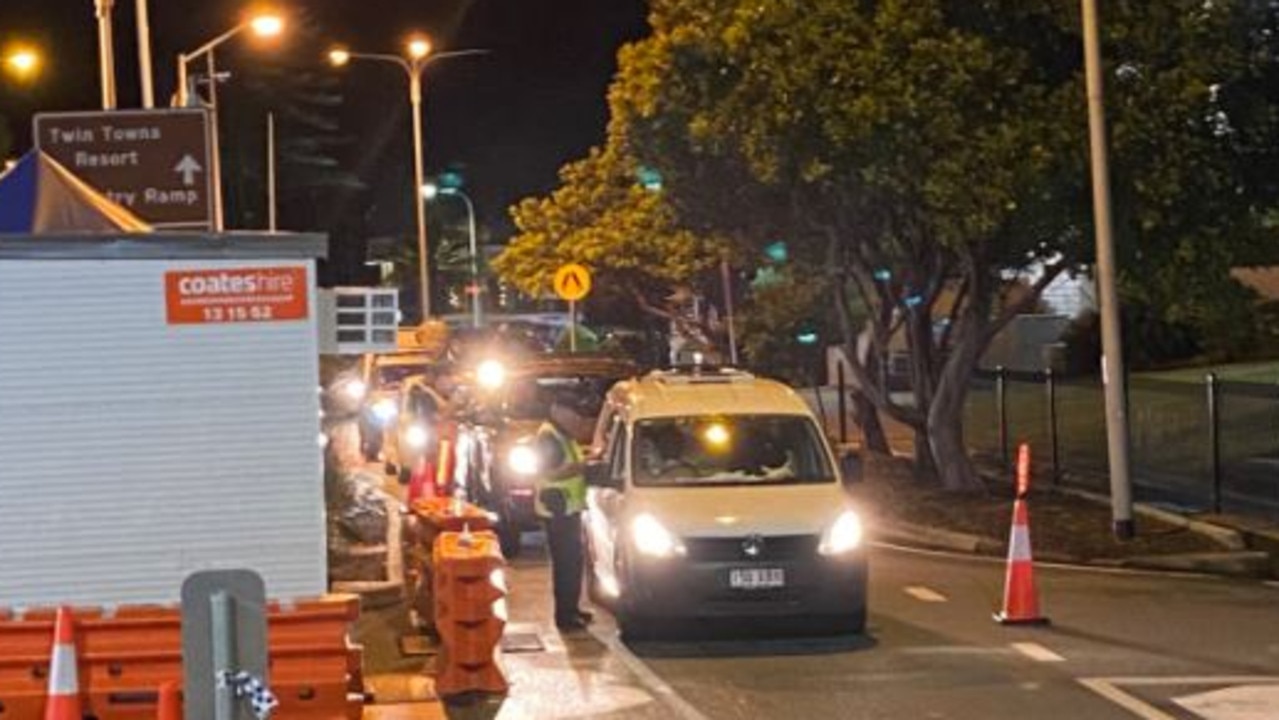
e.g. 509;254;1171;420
0;234;329;608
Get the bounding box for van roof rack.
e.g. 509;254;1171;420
647;366;755;384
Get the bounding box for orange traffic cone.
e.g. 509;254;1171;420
43;606;83;720
995;444;1049;626
156;680;182;720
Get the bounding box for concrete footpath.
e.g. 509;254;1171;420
359;533;691;719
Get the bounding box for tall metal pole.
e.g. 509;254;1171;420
409;67;432;322
207;52;225;231
94;0;118;109
177;55;189;107
267;112;278;232
1082;0;1135;539
458;192;481;328
136;0;155;108
721;258;739;365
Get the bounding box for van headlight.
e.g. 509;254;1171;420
371;398;398;424
818;510;864;556
404;424;430;449
631;513;685;558
507;444;541;477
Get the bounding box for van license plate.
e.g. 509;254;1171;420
729;568;785;589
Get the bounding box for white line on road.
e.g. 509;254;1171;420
587;625;712;720
1080;677;1279;720
1079;679;1179;720
1010;642;1065;663
904;585;948;603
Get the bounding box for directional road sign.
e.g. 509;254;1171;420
553;263;592;302
34;109;214;229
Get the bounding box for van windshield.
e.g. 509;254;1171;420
632;415;834;487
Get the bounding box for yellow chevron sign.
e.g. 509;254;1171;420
553;263;592;302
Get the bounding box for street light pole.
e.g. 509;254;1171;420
93;0;118;109
329;44;489;324
136;0;155;108
408;66;431;321
174;14;285;231
425;186;481;328
1081;0;1134;540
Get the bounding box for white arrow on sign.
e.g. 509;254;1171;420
1175;684;1279;720
173;155;204;187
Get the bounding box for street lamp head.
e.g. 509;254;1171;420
328;47;351;67
3;46;41;79
249;13;285;38
421;183;439;200
407;36;432;60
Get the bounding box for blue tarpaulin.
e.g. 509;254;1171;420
0;151;151;233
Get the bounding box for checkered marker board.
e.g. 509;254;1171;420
217;670;279;719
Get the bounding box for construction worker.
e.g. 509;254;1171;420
533;395;593;631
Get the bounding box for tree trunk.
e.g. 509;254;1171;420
913;425;938;482
854;391;891;454
928;379;981;492
927;311;986;493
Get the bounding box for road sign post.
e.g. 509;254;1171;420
553;263;592;354
34;109;214;230
181;569;269;720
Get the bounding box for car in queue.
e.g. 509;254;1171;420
352;351;438;461
455;354;640;557
582;367;866;639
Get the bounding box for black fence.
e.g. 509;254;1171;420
967;368;1279;519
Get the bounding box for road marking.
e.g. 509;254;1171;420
1010;642;1065;663
1080;677;1279;720
1079;679;1179;720
587;625;711;720
904;585;948;603
1175;683;1279;720
900;646;1011;656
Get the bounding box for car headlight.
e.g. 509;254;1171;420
371;398;397;424
404;424;430;449
818;510;864;556
631;513;685;558
507;444;541;477
340;378;367;402
476;359;507;391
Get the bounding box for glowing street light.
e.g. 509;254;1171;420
3;46;41;80
407;37;432;60
328;48;351;67
327;37;489;322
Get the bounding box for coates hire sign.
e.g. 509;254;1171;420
165;267;310;325
34;109;213;229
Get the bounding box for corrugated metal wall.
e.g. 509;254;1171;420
0;258;326;608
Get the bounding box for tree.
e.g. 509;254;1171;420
608;0;1279;490
493;134;728;344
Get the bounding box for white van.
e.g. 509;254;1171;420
583;367;867;638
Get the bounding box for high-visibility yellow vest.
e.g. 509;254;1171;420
534;422;587;518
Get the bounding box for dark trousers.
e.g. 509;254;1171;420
544;513;584;623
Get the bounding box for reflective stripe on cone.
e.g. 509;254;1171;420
44;606;83;720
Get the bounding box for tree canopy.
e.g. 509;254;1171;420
498;0;1279;489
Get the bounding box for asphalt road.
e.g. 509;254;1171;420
464;537;1279;720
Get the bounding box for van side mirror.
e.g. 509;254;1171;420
839;451;862;485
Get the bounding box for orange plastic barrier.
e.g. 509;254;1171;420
406;498;497;631
0;596;364;720
432;531;507;698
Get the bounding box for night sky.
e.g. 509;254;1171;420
0;0;650;259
